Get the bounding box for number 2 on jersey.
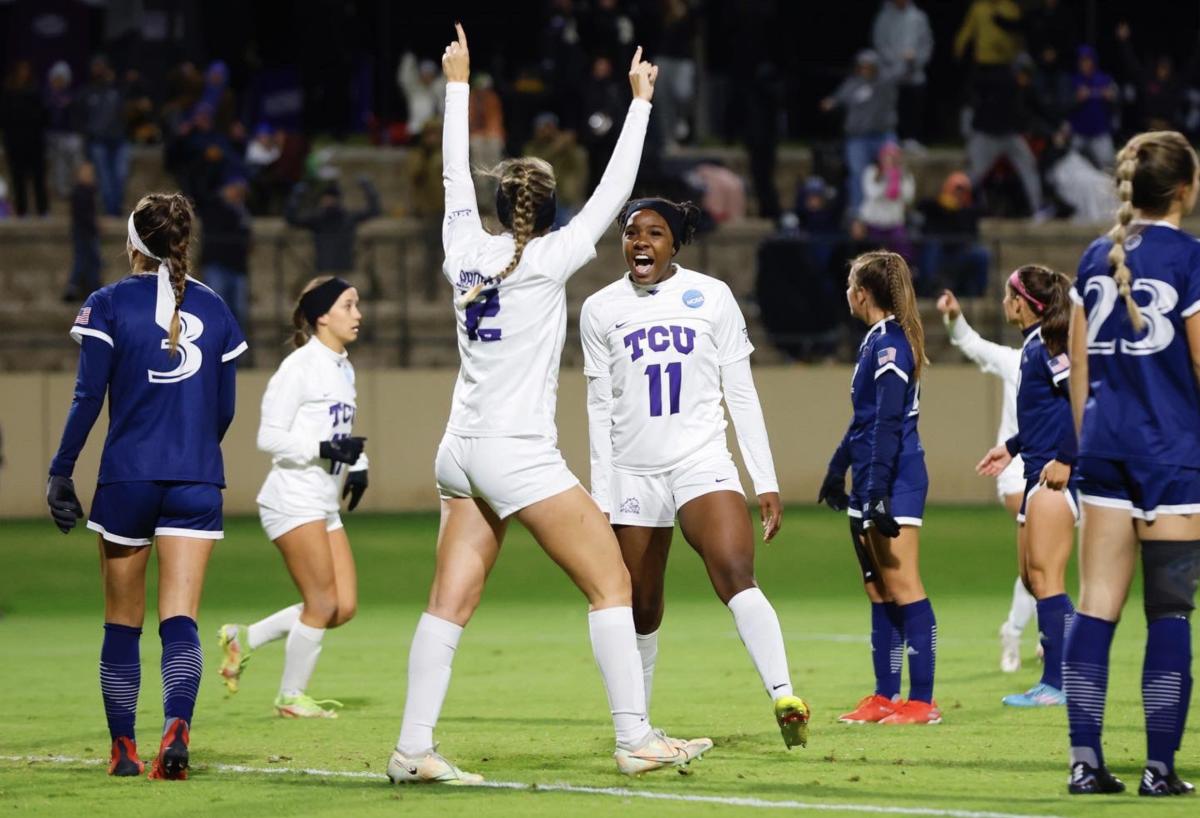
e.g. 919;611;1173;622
645;362;681;416
465;289;501;342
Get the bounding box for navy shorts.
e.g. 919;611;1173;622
850;454;929;530
1075;457;1200;522
1016;477;1079;525
88;481;223;546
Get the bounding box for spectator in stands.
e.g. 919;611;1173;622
1115;21;1197;133
1024;0;1076;68
964;60;1045;219
1068;45;1117;168
820;50;905;216
871;0;934;149
246;123;286;214
524;112;586;222
404;118;445;299
953;0;1022;68
538;0;588;128
285;175;381;276
580;55;625;189
687;162;747;224
859;142;914;262
791;176;841;272
44;62;81;201
582;0;636;66
0;178;11;218
80;56;128;217
469;73;506;180
652;0;698;147
917;171;989;296
0;60;48;217
201;61;242;139
122;69;158;144
199;175;253;332
397;53;445;140
63;161;100;302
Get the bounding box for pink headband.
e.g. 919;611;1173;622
1008;270;1045;314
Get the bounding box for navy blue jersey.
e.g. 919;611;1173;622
1073;223;1200;466
50;274;247;485
1006;325;1075;479
831;317;923;497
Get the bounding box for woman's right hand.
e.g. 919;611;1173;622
936;289;961;321
976;444;1012;477
442;22;470;83
629;46;658;102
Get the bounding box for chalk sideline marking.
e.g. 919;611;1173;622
0;755;1067;818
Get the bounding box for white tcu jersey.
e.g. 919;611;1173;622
581;267;753;473
256;337;366;516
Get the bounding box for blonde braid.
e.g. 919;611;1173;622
886;254;927;381
1107;142;1144;332
455;167;537;308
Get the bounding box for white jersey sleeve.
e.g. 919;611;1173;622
720;357;779;496
441;82;487;264
581;296;610;378
945;313;1020;382
257;362;319;467
714;284;755;365
586;374;615;513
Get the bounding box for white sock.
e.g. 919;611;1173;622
636;631;658;716
1006;576;1037;635
728;587;793;700
396;613;463;756
588;606;652;751
279;620;325;696
248;603;303;650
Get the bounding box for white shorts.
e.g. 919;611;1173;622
608;443;744;528
436;433;580;519
259;506;343;542
996;454;1025;501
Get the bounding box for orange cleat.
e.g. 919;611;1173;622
838;694;899;723
147;719;190;780
107;737;145;776
878;699;942;724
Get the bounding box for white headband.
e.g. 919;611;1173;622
127;213;162;261
129;210;177;331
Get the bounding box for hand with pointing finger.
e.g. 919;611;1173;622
442;22;470;83
628;46;658;102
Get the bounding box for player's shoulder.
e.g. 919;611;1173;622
677;267;731;297
878;321;914;357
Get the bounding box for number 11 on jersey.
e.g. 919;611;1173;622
645;362;681;416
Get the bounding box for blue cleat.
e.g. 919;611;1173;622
1002;682;1066;707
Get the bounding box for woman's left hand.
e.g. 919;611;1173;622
1039;460;1071;491
442;23;470;83
759;492;783;543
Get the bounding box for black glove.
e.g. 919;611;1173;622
343;469;368;511
47;474;84;534
867;495;901;538
320;436;366;466
817;471;849;511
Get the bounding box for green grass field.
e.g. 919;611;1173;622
1;506;1197;817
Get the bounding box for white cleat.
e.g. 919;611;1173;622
614;731;713;776
999;623;1022;673
386;747;483;785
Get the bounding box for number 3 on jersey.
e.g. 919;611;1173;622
645;362;682;416
1085;276;1177;356
148;311;204;384
465;288;501;342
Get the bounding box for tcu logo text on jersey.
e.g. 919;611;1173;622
624;325;696;361
148;311;204;384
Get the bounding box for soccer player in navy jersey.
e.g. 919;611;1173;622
977;265;1078;709
819;251;940;725
1063;131;1200;797
45;192;247;779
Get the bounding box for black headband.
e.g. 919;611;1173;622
300;277;352;326
624;199;684;251
496;186;557;233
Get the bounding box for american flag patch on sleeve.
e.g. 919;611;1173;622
1048;353;1070;375
74;307;91;326
877;347;897;366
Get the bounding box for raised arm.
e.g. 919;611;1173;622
441;24;486;254
938;290;1021;380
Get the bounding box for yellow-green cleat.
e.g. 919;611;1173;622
274;692;344;719
774;695;810;749
217;624;251;694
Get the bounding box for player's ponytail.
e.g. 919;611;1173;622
1010;264;1072;356
130;192;195;358
850;251;927;380
1108;131;1198;334
292;275;334;348
458;158;556;307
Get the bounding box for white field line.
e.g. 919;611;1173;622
0;755;1067;818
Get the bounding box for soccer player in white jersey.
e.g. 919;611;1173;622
217;276;367;719
581;197;810;749
386;25;710;784
936;290;1038;673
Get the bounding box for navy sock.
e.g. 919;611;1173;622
159;616;202;728
100;623;141;741
1035;594;1074;690
870;602;903;699
899;598;936;703
1143;616;1190;773
1063;613;1116;768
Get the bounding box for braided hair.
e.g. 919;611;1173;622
130;192;195;357
850;251;927;380
1108;131;1198;333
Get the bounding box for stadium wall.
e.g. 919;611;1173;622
0;366;1004;519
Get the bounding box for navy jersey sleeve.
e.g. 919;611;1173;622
221;303;248;364
51;293;116;476
865;337;913;496
1184;242;1200;319
217;301;245;441
1070;238;1108;308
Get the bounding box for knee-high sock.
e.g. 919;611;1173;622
397;613;462;756
1006;576;1037;634
588;606;652;750
636;631;658;716
100;623;141;741
871;602;904;699
1036;594;1074;690
900;599;936;703
248;603;303;650
1063;613;1116;768
729;587;794;700
1143;616;1191;773
159;616;202;727
279;621;326;696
